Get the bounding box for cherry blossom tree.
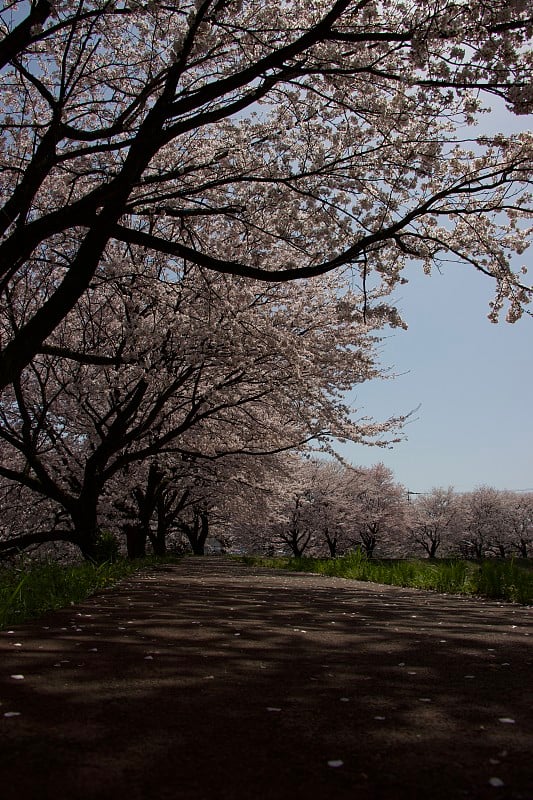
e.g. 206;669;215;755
404;487;533;560
109;458;192;558
164;455;266;555
263;458;352;557
407;486;459;558
254;458;408;558
456;486;507;559
117;451;291;557
303;460;356;557
500;491;533;558
276;493;316;557
218;451;302;555
0;1;531;390
0;244;404;559
350;462;407;557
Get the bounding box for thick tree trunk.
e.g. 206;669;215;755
192;511;209;555
427;538;440;558
473;541;484;559
78;539;98;562
71;503;100;561
152;538;167;556
125;524;147;559
191;539;205;556
360;536;376;559
151;518;167;557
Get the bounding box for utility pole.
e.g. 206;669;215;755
406;490;422;503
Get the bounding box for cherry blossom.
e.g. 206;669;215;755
407;487;459;558
0;248;404;559
0;1;531;389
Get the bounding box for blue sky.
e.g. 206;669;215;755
339;103;532;494
341;263;532;494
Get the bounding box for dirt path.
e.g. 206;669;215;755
1;557;532;800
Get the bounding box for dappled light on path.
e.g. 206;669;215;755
1;558;532;800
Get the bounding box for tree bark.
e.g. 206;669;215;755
71;500;101;561
125;524;147;559
181;508;209;555
325;531;337;558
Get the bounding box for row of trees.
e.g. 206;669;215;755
0;249;406;560
0;1;531;560
4;416;531;560
229;460;533;560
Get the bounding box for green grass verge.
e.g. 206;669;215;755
241;552;533;604
0;556;179;630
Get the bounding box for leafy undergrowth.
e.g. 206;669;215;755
242;553;533;605
0;556;180;631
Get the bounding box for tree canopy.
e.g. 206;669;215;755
0;1;531;560
0;0;531;389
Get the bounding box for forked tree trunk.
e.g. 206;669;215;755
324;530;337;558
424;536;440;558
181;508;209;555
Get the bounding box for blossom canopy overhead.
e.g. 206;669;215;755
0;0;531;389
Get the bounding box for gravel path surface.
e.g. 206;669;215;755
1;557;532;800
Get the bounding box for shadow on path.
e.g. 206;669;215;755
1;557;532;800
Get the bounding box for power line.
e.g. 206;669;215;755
407;488;533;499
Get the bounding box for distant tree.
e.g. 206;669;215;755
300;460;355;557
260;459;408;559
276;492;315;558
112;459;191;558
270;459;354;557
351;463;407;558
457;486;507;559
219;451;303;555
408;487;458;558
499;491;533;558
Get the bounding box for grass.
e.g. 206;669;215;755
241;552;533;604
0;556;179;630
1;553;530;632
